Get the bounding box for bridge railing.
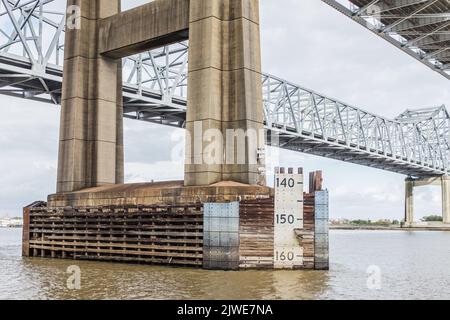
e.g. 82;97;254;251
0;0;448;176
262;74;448;174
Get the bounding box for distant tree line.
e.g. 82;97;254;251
345;219;400;226
421;215;443;222
332;219;400;227
331;215;444;226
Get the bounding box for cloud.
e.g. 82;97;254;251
122;0;154;10
123;119;184;164
259;0;450;119
125;161;184;183
0;0;447;221
0;99;59;215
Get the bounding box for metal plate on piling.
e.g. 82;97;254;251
203;202;240;270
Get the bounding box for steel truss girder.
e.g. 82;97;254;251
0;0;448;178
322;0;450;80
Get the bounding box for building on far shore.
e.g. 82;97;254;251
0;217;23;228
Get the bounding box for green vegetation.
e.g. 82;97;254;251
421;215;443;222
330;219;401;227
339;219;401;226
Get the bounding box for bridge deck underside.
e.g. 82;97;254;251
0;55;447;178
272;130;442;177
322;0;450;80
0;0;448;178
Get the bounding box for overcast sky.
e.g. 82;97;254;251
0;0;449;220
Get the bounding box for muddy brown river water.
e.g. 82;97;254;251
1;228;450;300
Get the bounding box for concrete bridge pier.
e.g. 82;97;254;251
442;176;450;224
57;0;124;193
404;176;450;227
184;0;266;186
405;178;414;226
57;0;266;193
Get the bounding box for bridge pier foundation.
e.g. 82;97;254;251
404;176;450;227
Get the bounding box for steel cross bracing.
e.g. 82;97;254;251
0;0;448;178
322;0;450;80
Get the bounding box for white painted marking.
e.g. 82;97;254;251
274;171;304;269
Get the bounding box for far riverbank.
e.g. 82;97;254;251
330;225;450;231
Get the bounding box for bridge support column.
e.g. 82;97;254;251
404;176;450;227
405;178;414;226
57;0;123;193
441;176;450;224
185;0;266;186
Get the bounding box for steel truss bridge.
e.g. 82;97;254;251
322;0;450;80
0;0;448;178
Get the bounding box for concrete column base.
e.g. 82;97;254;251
442;176;450;224
404;176;450;226
405;178;414;225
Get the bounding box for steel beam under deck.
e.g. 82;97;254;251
0;0;448;178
